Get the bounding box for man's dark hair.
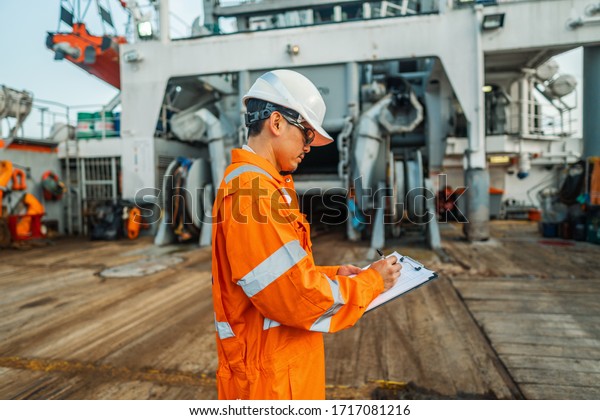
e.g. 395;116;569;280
245;99;300;138
246;98;268;137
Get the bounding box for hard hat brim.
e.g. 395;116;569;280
303;118;334;147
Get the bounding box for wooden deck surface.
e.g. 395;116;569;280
443;221;600;399
0;221;598;399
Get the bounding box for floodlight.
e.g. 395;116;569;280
482;13;505;30
137;21;154;40
489;155;510;164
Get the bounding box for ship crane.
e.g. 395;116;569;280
46;0;129;89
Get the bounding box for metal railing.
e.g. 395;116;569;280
195;0;441;37
13;99;120;142
502;99;577;139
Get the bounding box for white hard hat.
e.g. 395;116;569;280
243;69;333;147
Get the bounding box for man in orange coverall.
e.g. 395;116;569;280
212;69;401;399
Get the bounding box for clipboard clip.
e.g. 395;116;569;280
399;255;422;271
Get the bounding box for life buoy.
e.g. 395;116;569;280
41;171;66;201
11;168;27;191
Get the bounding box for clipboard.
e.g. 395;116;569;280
364;251;438;313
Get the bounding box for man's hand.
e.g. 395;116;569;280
370;256;401;292
337;265;362;276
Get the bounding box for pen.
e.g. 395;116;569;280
376;249;384;259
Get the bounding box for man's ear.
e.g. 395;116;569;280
268;112;283;135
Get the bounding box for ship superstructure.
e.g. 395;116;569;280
7;0;600;249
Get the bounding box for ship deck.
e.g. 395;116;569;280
1;221;599;399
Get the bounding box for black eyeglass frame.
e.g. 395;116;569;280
245;102;315;146
280;114;315;146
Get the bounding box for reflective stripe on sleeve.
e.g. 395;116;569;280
280;188;292;205
238;240;307;298
224;164;273;184
263;317;281;330
310;276;346;333
214;313;235;339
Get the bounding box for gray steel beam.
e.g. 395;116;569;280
583;46;600;158
463;5;489;241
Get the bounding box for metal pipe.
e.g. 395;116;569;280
111;157;118;204
467;5;485;161
65;105;72;235
520;76;529;138
568;15;600;28
353;95;388;204
199;109;228;185
159;0;170;43
76;140;83;235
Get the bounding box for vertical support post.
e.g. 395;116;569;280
40;107;47;138
208;139;226;187
202;0;216;31
583;46;600;158
111;157;118;204
76;137;83;235
520;77;529;137
438;0;451;14
65;106;72;235
159;0;170;44
238;70;250;136
79;155;86;236
425;83;443;172
199;184;213;247
345;62;360;121
464;5;489;241
362;3;371;19
345;62;361;241
424;178;441;250
370;181;386;253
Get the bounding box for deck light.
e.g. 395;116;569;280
137;21;154;40
489;155;510;164
287;44;300;56
482;13;505;30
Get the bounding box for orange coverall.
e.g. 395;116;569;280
211;149;384;399
16;193;45;238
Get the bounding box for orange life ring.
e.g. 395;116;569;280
11;168;27;191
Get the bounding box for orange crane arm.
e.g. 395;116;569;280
46;23;127;89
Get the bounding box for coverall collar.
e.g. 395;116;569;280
231;148;287;184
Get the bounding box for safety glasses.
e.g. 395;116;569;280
281;114;315;146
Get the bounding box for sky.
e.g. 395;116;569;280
0;1;584;139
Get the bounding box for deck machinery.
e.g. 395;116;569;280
80;0;599;249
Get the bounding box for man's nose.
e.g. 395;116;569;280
303;144;311;153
